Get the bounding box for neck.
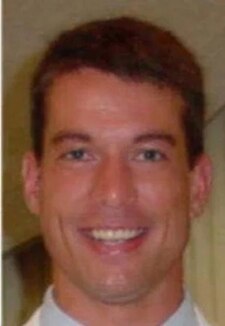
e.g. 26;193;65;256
52;263;184;326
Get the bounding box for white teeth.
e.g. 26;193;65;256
91;229;144;241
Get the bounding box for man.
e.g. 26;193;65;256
22;17;212;325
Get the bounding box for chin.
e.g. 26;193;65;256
78;271;151;306
87;284;149;306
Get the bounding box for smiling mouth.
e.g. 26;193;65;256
82;228;148;243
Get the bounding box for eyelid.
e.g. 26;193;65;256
132;148;168;162
58;147;96;161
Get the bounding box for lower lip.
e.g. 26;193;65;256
80;229;149;256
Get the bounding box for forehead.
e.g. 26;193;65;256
45;68;185;137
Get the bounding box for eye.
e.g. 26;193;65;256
135;149;167;162
60;148;92;161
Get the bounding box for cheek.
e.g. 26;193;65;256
136;172;191;258
40;167;93;211
38;169;86;261
136;170;191;220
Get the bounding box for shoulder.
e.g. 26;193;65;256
23;308;41;326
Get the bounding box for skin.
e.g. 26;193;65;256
23;68;211;326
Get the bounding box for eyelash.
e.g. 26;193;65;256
135;149;167;162
60;148;92;161
59;148;167;163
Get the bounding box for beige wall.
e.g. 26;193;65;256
185;107;225;325
3;1;225;325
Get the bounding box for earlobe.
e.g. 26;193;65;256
190;154;212;219
22;151;41;215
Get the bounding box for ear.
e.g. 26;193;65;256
22;151;41;215
189;154;212;219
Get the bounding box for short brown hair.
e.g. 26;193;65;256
31;16;204;167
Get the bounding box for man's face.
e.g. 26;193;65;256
24;68;209;305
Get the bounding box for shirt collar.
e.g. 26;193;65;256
163;291;198;326
40;286;82;326
40;286;198;326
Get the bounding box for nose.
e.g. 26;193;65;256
91;156;137;208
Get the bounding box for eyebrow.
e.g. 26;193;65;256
51;131;177;147
134;132;176;146
51;131;92;145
